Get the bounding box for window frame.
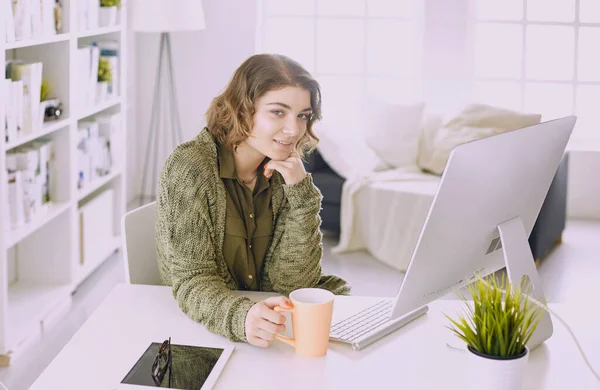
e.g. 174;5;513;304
255;0;426;105
471;0;600;147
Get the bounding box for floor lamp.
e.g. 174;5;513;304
131;0;206;205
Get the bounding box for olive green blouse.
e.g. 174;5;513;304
218;141;272;291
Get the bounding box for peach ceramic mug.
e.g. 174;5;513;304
274;288;335;358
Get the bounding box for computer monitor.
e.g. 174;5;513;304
390;115;576;350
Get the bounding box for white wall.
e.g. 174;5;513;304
423;0;473;119
567;151;600;219
128;0;258;203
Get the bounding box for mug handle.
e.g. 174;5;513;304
274;305;295;348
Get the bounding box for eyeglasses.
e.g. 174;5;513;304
151;337;172;387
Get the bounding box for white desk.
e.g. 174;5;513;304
32;284;599;389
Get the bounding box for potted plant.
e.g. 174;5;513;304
446;274;546;390
99;0;120;27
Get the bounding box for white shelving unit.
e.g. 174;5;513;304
0;0;128;362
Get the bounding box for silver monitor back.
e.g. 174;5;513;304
391;116;576;330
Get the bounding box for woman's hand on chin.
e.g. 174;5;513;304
264;151;306;185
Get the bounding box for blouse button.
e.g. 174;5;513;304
249;213;254;219
248;274;253;280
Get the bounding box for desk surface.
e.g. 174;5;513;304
32;284;599;390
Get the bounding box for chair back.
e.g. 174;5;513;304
122;201;161;285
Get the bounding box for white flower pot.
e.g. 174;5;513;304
466;346;529;390
99;6;118;27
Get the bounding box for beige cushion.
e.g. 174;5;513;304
365;100;425;168
417;104;542;175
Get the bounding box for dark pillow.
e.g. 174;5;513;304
303;148;329;172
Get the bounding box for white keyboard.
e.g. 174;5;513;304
329;301;429;351
330;300;393;342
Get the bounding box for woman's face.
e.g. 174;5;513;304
245;86;312;161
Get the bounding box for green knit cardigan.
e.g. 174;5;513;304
156;129;351;342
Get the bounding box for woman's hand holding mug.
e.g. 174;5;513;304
245;296;292;348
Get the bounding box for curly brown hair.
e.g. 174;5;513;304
206;54;321;158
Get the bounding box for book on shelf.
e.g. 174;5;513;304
76;44;100;111
3;79;11;143
4;78;25;144
6;61;43;138
12;0;32;41
3;0;16;43
5;138;54;230
41;0;56;37
5;0;58;43
6;154;24;230
5;61;27;144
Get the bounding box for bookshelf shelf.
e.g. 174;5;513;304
4;202;71;249
1;0;129;360
7;281;72;352
76;25;122;39
4;34;71;50
78;169;122;201
5;118;71;151
78;97;121;120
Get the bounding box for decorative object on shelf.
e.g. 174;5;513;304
54;0;64;33
78;0;100;31
42;98;63;122
40;79;63;123
97;57;112;103
98;40;120;98
77;118;116;190
96;112;122;168
99;0;120;27
445;274;546;390
132;0;206;205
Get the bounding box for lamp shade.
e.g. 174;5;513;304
132;0;206;32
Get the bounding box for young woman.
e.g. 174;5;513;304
155;54;350;348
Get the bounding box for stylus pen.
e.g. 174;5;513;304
350;305;430;351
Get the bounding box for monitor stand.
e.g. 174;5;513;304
446;216;554;353
497;216;553;351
